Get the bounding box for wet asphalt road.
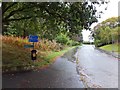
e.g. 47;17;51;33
74;45;118;88
2;48;84;88
2;45;119;88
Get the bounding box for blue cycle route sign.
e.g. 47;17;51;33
29;35;38;42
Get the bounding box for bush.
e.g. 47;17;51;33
95;40;102;47
2;36;63;52
55;33;70;45
67;40;80;46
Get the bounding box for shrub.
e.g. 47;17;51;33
95;40;102;47
67;40;80;46
2;36;63;52
72;41;80;46
55;33;70;45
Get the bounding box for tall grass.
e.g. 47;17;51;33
2;36;64;51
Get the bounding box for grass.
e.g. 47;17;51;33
99;43;120;54
2;42;33;72
32;46;77;67
2;36;64;51
45;46;76;60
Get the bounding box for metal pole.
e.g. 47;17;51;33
111;30;114;53
111;25;114;53
33;42;34;50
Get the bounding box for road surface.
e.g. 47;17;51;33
2;45;118;88
2;48;84;88
74;45;118;88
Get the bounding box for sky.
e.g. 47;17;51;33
82;0;119;41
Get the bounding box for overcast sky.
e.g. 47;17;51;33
82;0;119;42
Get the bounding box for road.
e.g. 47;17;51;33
2;45;118;88
74;45;118;88
2;48;84;88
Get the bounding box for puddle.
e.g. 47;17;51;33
62;47;79;63
65;46;102;88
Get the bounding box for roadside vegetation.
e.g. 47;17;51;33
100;44;120;54
2;2;108;73
83;41;94;45
93;16;120;54
2;36;80;73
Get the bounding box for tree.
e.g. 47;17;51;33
2;1;108;39
93;16;120;47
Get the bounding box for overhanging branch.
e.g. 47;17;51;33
2;2;17;15
4;16;32;22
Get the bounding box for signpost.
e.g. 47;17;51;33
24;45;34;48
29;35;38;42
24;35;38;61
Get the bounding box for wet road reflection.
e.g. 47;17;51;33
3;47;84;88
75;45;118;88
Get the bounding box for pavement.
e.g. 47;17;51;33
2;48;84;88
74;45;118;88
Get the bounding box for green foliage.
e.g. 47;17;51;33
111;26;120;42
94;40;101;47
67;40;80;46
2;1;107;39
100;44;120;54
101;17;119;27
83;41;94;44
94;17;119;47
43;46;76;62
2;35;78;73
55;33;70;45
71;41;80;46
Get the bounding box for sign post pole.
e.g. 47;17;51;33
33;42;34;50
24;35;38;61
32;42;35;62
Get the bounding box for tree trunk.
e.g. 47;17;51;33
2;22;9;35
23;29;26;39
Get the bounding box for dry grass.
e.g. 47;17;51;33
2;36;63;51
2;36;66;73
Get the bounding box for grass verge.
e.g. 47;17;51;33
2;42;33;73
33;46;77;68
99;43;120;54
2;42;77;73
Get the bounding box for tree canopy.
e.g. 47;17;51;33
2;1;108;40
93;16;120;47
